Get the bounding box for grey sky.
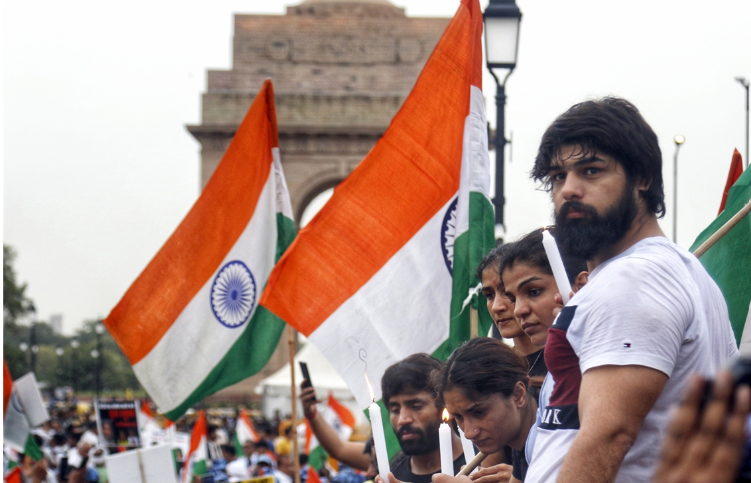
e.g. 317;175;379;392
3;0;750;334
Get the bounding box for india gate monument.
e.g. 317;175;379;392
188;0;448;402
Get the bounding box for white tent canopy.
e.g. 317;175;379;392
256;342;366;424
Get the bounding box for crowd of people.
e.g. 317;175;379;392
6;97;750;483
297;97;751;483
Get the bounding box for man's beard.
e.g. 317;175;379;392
396;421;440;456
554;183;638;260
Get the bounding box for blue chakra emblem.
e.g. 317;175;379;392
441;197;458;276
210;260;256;328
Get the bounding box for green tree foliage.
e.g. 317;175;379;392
3;244;141;393
3;244;31;331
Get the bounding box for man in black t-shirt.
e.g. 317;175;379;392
377;354;466;483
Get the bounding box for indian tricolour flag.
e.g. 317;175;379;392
3;361;43;462
105;79;296;420
183;410;208;483
691;159;751;352
299;392;356;470
260;0;494;456
233;408;260;456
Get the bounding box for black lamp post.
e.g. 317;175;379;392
94;321;105;401
483;0;522;230
28;303;38;374
736;77;749;167
673;135;685;243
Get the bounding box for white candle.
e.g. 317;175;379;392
542;229;573;304
439;409;453;476
365;374;391;483
457;427;476;473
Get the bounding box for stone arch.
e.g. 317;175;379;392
295;175;345;226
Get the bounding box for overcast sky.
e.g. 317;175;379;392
3;0;750;334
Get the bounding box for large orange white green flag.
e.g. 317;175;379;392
105;79;295;421
260;0;494;450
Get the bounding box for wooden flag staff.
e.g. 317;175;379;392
693;198;751;258
289;325;301;483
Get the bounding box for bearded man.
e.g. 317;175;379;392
524;97;738;483
383;354;466;483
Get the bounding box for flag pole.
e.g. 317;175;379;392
288;325;301;483
693;198;751;258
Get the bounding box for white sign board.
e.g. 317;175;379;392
14;373;49;426
105;445;176;483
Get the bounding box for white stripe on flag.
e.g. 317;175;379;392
134;167;278;412
308;198;454;409
740;300;751;356
455;86;491;235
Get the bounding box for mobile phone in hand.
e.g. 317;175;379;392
300;362;312;388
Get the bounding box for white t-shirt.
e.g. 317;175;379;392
525;237;738;483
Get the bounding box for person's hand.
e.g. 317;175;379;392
67;466;87;483
432;474;473;483
375;472;408;483
468;463;512;483
300;385;321;419
652;369;750;483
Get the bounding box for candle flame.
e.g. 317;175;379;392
542;225;548;231
442;408;449;421
365;372;376;402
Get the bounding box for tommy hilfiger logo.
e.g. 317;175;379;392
623;343;632;349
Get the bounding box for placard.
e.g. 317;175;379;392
96;400;141;448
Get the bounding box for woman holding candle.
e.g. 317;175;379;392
435;337;538;483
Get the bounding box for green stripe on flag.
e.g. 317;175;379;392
193;459;208;478
434;192;495;360
690;168;751;345
24;434;43;462
308;445;329;471
165;214;296;420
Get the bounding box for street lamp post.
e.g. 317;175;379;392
28;304;38;374
483;0;522;232
673;135;685;243
94;321;105;401
736;77;749;168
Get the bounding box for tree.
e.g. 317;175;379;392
3;244;31;330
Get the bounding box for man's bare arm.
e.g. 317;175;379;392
300;385;370;470
556;365;668;483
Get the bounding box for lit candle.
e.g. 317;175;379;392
439;409;453;476
365;373;391;483
457;427;476;474
542;228;573;304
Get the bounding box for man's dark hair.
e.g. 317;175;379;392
499;227;587;284
221;444;236;457
381;353;445;407
531;97;665;217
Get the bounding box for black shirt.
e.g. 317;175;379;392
526;348;547;378
511;448;529;482
390;454;466;483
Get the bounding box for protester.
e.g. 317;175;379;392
223;444;249;482
374;354;466;483
436;337;538;483
478;245;545;383
524;96;739;483
275;454;296;483
90;446;108;483
300;383;370;471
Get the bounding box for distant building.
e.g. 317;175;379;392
189;0;449;404
49;314;63;335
